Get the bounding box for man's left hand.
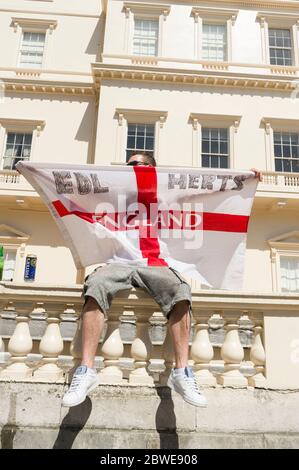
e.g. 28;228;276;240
250;168;262;181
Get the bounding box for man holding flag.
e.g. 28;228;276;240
16;154;261;409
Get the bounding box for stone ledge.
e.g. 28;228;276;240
1;382;299;448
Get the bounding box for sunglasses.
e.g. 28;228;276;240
127;160;150;166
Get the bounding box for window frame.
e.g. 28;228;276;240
132;17;159;57
202;23;228;62
189;113;241;168
262;118;299;172
257;13;299;68
2;131;33;171
114;108;168;163
11;17;57;70
0;119;45;171
268;231;299;293
122;2;170;57
18;30;47;69
201;127;230;169
191;7;238;62
126;122;156;161
0;224;30;284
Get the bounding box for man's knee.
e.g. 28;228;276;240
83;296;102;313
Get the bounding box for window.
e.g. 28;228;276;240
269;28;293;66
202;24;227;61
19;31;46;68
202;128;229;168
126;123;155;160
0;246;16;282
274;132;299;173
280;257;299;293
133;19;159;56
2;132;33;170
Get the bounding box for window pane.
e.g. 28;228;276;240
201;128;229;168
202;154;210;167
280;257;299;293
3;132;32;169
126;123;155;161
202;23;226;62
133;19;158;56
19;31;45;68
2;250;16;282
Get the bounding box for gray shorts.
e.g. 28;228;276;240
83;264;192;318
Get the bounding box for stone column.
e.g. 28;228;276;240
1;301;33;380
99;313;124;384
191;313;216;386
129;310;154;385
218;313;247;387
34;303;64;381
248;314;266;388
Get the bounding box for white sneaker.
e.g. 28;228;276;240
62;365;99;407
167;366;207;408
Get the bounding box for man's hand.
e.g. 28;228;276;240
250;168;262;181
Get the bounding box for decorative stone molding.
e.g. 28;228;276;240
92;64;296;92
123;2;171;18
0;118;45;135
190;113;241;130
2;81;95;96
191;7;239;24
115;108;168;127
11;17;57;33
0;224;30;248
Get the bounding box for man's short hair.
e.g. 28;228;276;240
129;151;157;167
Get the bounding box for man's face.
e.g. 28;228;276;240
127;154;152;167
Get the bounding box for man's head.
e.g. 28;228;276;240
127;151;156;167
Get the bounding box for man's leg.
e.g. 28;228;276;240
168;300;190;369
167;300;208;408
81;296;105;369
62;297;104;407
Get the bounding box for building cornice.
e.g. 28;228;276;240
176;1;299;10
92;63;297;92
1;79;95;96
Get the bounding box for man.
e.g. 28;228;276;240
62;153;261;408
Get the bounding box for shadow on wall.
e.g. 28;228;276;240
75;101;97;164
85;15;106;62
155;386;179;449
53;397;92;449
1;393;18;449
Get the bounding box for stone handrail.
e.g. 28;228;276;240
1;282;299;388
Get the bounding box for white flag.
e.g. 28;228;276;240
17;162;258;290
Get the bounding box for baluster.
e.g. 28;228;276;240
33;303;64;381
1;301;33;379
218;313;247;387
129;310;154;385
148;311;168;383
191;312;216;386
99;313;124;384
248;314;266;388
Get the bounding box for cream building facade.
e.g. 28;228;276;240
1;0;299;448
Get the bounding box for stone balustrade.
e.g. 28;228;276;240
0;281;299;389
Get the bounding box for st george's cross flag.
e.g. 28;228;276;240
16;162;258;290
